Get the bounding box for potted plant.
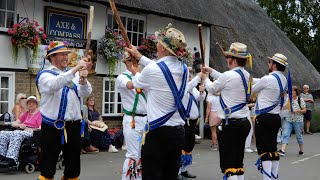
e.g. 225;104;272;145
7;19;46;63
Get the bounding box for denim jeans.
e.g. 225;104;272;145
281;119;304;145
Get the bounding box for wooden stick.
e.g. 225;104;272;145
216;42;226;57
198;24;205;67
80;6;94;81
109;0;131;48
84;6;94;58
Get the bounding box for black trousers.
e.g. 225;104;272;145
182;120;197;153
218;118;250;175
39;121;81;179
255;114;281;161
142;125;185;180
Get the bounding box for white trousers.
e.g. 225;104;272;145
0;130;33;161
122;115;147;180
245;115;253;148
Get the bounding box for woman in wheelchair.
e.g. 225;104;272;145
0;96;41;168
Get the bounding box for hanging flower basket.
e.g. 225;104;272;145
98;28;126;77
7;19;46;64
138;35;157;59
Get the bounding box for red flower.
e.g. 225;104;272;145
10;38;15;44
7;29;12;34
39;28;44;32
12;23;19;29
49;42;56;47
34;21;39;27
42;34;47;39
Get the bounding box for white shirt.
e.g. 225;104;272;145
116;70;147;114
186;75;206;119
252;71;287;114
38;66;92;121
204;67;250;119
206;94;220;112
132;56;189;127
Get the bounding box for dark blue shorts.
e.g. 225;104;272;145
304;110;312;121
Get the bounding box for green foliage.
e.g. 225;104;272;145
310;108;320;132
255;0;320;71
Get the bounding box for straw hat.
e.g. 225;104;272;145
122;51;131;62
90;121;108;132
45;41;71;60
155;23;187;56
268;53;288;66
224;42;250;59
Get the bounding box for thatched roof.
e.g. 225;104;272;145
111;0;320;90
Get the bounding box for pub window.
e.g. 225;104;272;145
102;77;122;116
107;11;146;46
0;0;16;31
0;72;15;116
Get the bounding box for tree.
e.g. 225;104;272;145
255;0;320;71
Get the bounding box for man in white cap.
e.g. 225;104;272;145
36;41;92;180
125;23;189;180
116;52;147;180
300;84;314;134
201;42;252;180
252;53;290;180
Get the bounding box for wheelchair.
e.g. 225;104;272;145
0;127;64;174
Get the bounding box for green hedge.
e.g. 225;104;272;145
310;108;320;132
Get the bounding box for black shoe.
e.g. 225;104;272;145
297;151;304;157
181;171;197;178
306;131;313;135
0;158;16;167
278;150;285;157
177;174;187;180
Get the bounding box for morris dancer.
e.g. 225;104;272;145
117;52;147;180
126;23;189;180
253;53;291;180
178;71;206;180
201;42;252;180
36;41;92;180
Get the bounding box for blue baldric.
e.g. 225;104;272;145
254;73;287;115
145;61;188;132
219;69;250;125
36;69;81;144
186;93;200;118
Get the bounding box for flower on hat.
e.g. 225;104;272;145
155;23;188;60
7;19;46;63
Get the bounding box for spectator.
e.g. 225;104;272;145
86;96;118;153
0;96;41;167
279;86;306;157
300;84;314;134
81;105;99;154
205;93;221;151
245;93;257;153
11;93;27;121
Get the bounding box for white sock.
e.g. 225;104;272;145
271;160;279;179
237;175;244;180
262;161;272;180
178;168;181;174
181;166;187;173
227;175;238;180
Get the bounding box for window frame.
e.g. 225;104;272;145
102;77;122;116
0;71;15;116
0;0;17;32
106;10;147;46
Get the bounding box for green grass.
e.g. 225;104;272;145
310;108;320;132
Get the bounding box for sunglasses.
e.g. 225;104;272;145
20;97;27;100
